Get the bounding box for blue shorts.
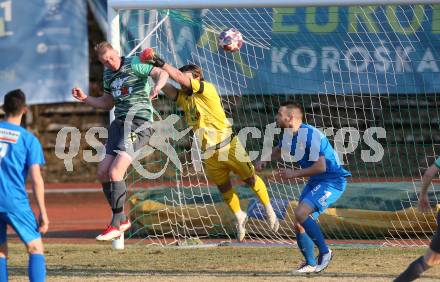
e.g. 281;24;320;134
299;177;347;220
0;208;41;245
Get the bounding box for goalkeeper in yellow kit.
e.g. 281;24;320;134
140;48;279;241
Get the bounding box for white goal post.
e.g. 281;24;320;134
109;0;438;9
107;0;440;53
105;0;440;246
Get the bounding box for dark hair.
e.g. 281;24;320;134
179;64;204;81
280;100;303;115
3;89;26;116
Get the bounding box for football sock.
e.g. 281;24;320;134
221;188;242;215
110;181;127;227
301;217;329;256
102;182;112;207
250;175;271;207
28;254;45;282
295;231;316;266
0;257;7;282
394;256;431;282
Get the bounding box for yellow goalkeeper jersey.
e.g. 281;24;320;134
176;79;232;150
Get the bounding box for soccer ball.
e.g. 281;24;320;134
218;28;243;52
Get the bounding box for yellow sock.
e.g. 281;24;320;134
251;175;271;207
221;188;242;215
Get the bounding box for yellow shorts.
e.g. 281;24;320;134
204;136;255;185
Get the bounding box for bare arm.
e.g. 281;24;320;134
269;146;282;162
162;64;192;89
84;95;114;110
420;164;439;196
278;156;326;179
161;83;179;101
418;163;439;212
149;67;169;99
139;48;191;89
255;146;282;171
72;87;114;111
29;165;49;234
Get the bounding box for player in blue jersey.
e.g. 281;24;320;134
0;89;48;282
256;101;351;273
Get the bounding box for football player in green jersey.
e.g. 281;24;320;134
72;41;168;241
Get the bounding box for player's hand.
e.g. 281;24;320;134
149;86;160;100
255;160;267;172
140;48;165;67
278;168;296;179
38;213;49;234
72;87;87;102
418;193;430;213
140;48;155;63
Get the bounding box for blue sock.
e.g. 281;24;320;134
295;231;316;266
301;217;329;255
0;257;7;282
29;254;46;282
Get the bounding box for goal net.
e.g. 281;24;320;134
111;1;440;246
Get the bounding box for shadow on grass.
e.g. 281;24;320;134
7;266;440;280
9;229;102;239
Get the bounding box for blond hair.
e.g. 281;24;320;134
94;41;113;56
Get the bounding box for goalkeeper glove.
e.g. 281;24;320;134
140;48;165;67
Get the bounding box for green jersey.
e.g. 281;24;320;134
103;56;154;121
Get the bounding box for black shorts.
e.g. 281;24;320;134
430;211;440;253
105;118;153;157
